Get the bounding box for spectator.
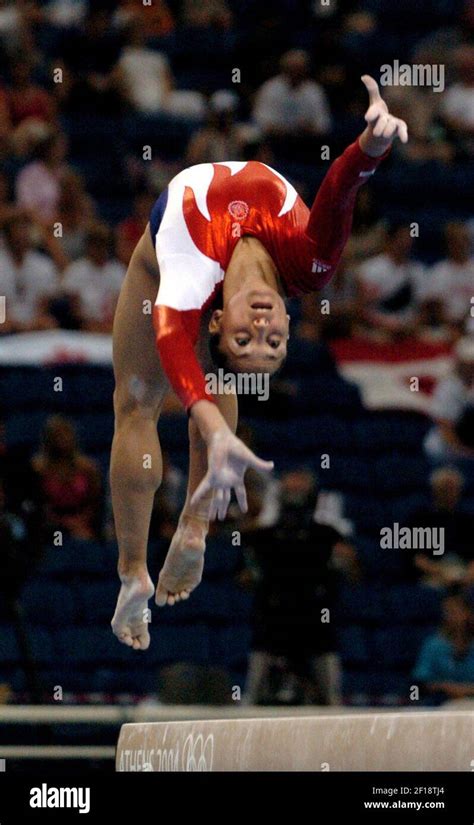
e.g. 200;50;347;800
181;0;232;28
61;222;125;332
31;416;102;541
382;86;454;165
0;169;16;232
441;45;474;153
0;82;12;147
116;190;155;266
343;186;386;265
44;0;87;29
356;223;426;339
253;49;332;138
243;468;357;705
114;0;174;38
424;222;474;331
118;18;172;114
6;55;56;129
0;212;58;333
404;466;474;587
424;336;474;462
58;6;126;115
55;169;96;261
413;591;474;703
185;91;241;165
0;476;31;600
15;130;68;222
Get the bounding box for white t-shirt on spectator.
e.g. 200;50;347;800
253;76;332;135
119;47;170;113
0;248;58;324
441;83;474;128
424;258;474;323
357;253;426;318
424;371;474;458
430;373;472;423
62;258;125;323
16;161;61;222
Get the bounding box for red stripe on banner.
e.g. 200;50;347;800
329;337;453;364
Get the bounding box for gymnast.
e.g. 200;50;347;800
111;76;408;649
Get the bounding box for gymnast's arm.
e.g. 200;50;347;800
152;304;273;519
295;75;407;290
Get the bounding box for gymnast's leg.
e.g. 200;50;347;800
110;238;169;649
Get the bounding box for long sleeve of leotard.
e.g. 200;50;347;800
294;139;390;289
152;305;216;412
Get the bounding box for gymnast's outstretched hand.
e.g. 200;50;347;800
359;74;408;157
191;428;274;520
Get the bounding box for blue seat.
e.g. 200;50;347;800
341;670;372;704
354;413;430;453
345;497;387;535
58;367;114;411
321;455;374;491
144;623;211;666
4;411;48;448
22;581;76;627
374;455;429;494
0;368;53;410
55;626;117;665
208;625;252;667
38;541;107;577
76;581;119;625
385;585;442;625
288;415;353;452
73;412;113;450
335;582;385;625
371;626;429;668
92;666;159;694
158;581;235;624
0;625;21;663
336;626;370;665
204;536;242;576
292;377;361;414
158;415;189;449
28;628;55;665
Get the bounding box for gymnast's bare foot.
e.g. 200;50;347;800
155;515;208;607
111;568;155;650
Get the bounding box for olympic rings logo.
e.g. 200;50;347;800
182;733;215;772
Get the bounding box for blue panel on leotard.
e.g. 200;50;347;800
149;187;169;244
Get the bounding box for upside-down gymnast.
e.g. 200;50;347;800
111;76;408;650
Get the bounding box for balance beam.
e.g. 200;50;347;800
116;710;474;771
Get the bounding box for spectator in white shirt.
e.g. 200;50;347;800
356;223;426;338
253;49;332;137
118;18;172;114
62;222;125;333
441;45;474;154
425;222;474;329
0;213;58;332
425;336;474;462
15;131;68;222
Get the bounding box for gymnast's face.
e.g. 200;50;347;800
210;288;290;373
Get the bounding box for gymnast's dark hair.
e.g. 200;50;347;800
209;332;230;370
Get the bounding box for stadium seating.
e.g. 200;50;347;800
1;348;455;706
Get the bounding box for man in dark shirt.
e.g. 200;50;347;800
243;469;357;704
405;466;474;586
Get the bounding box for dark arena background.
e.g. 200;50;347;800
0;0;473;817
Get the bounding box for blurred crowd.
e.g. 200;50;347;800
0;0;473;341
1;0;474;706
